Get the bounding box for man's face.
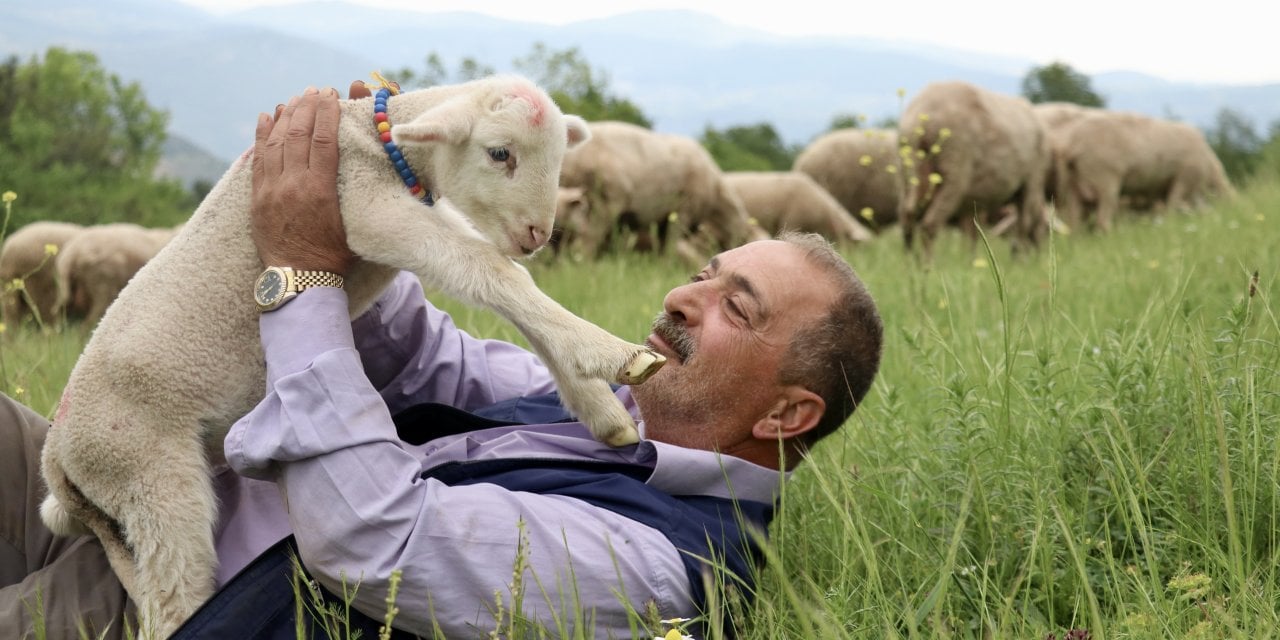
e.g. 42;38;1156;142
632;240;835;453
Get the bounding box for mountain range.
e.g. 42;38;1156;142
5;0;1279;188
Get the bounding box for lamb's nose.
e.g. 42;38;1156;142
529;226;548;248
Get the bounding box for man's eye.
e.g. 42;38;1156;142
689;272;706;283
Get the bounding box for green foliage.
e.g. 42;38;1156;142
700;122;800;171
391;52;494;89
1021;61;1106;107
0;48;194;229
1205;107;1277;183
513;43;651;126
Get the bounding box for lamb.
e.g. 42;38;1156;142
39;77;664;638
556;120;761;263
54;222;181;327
0;220;84;328
723;171;874;244
792;128;902;231
897;81;1051;259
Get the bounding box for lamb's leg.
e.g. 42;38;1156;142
44;413;218;639
350;196;664;445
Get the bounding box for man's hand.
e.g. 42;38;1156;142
250;86;355;275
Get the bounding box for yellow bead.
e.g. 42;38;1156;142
377;122;391;133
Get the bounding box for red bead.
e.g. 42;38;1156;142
410;184;423;195
374;112;388;123
380;131;392;143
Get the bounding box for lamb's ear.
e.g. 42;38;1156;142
392;99;474;146
564;115;591;150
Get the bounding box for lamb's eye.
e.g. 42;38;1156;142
488;147;510;162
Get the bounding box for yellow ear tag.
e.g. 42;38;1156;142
365;71;402;96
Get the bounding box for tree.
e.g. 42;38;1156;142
1021;61;1106;107
391;53;492;89
701;123;800;171
0;48;192;230
513;43;651;127
1206;107;1264;182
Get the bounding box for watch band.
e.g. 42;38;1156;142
292;269;345;292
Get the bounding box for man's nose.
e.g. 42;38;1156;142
662;283;704;325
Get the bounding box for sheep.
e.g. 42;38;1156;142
897;81;1051;259
54;222;181;327
556;120;762;263
1054;110;1233;232
792;128;902;231
723;171;874;244
0;220;84;328
1031;102;1101;215
39;77;665;639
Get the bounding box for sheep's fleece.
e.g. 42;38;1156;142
39;76;664;638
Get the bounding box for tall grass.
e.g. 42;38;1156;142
3;179;1277;638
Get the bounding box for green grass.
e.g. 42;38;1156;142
4;179;1279;638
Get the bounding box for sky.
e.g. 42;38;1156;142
177;0;1280;85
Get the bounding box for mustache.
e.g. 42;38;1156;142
651;312;695;362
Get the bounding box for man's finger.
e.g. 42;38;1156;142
311;88;341;173
283;88;320;171
262;95;299;178
251;112;274;189
348;80;371;100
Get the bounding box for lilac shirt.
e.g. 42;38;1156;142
216;272;784;638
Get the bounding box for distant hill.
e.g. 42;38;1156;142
6;0;1278;164
154;134;235;189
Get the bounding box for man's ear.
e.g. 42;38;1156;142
752;386;825;442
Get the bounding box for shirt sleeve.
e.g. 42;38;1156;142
349;271;557;416
224;279;693;636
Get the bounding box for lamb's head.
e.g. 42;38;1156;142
391;76;591;257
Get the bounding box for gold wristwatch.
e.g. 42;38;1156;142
253;266;345;312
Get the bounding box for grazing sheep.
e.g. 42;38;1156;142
792;128;902;230
0;221;84;328
897;81;1051;259
556;120;760;262
1054;110;1233;232
40;77;664;638
723;171;874;244
1031;102;1100;213
54;222;180;327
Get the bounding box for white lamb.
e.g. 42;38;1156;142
39;76;664;638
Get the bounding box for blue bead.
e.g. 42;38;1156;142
389;150;403;162
405;176;418;187
384;142;397;153
400;167;413;179
374;104;386;113
394;159;408;170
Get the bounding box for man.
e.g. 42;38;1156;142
0;85;882;639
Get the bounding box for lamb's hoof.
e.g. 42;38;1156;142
603;424;641;447
616;350;666;385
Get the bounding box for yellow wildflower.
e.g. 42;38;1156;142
928;173;943;185
9;278;23;291
885;165;898;174
899;145;912;158
896;87;906;98
44;243;59;256
0;322;5;334
914;149;926;159
913;125;925;137
939;127;952;139
930;143;942;154
1;191;15;203
938;298;948;310
1256;213;1265;222
908;176;920;186
859;155;873;166
918;113;929;122
859;207;875;221
746;216;759;227
903;157;914;169
973;258;987;269
667;211;679;223
13;386;24;397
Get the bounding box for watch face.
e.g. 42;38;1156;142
255;269;285;306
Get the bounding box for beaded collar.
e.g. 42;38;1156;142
370;74;435;206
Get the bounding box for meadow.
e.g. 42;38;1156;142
3;178;1277;639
